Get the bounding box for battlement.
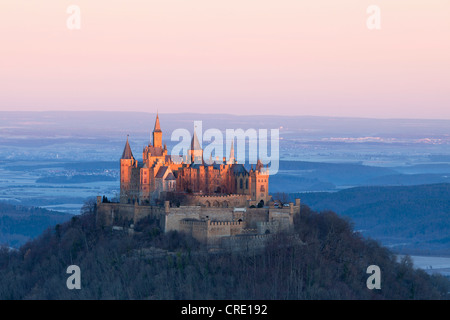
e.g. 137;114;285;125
96;193;301;251
179;219;206;227
208;220;243;227
195;194;246;199
257;221;277;227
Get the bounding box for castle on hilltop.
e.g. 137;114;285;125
96;114;300;249
119;113;270;207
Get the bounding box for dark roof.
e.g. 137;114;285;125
189;163;203;169
147;146;164;157
121;137;134;160
155;166;169;179
232;164;248;175
166;172;176;180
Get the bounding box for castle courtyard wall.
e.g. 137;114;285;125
96;197;301;250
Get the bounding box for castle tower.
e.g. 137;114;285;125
227;140;235;164
120;136;139;204
153;113;162;149
189;130;203;164
251;160;269;206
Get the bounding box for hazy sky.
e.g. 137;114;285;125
1;1;449;119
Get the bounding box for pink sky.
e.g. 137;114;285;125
0;1;449;119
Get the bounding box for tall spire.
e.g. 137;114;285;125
153;112;161;133
227;140;235;164
121;135;134;159
189;130;203;164
190;130;202;151
152;112;163;148
256;159;263;172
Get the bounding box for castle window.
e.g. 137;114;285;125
240;179;243;189
246;179;248;189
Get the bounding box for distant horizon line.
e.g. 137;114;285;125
1;110;450;121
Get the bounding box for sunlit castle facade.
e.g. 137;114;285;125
119;114;270;207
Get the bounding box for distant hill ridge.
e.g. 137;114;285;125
294;183;450;255
0;202;72;248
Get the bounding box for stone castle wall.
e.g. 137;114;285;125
96;196;301;250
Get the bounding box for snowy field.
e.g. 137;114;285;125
398;255;450;277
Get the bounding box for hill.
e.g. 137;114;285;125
270;160;397;192
0;203;448;300
0;202;73;248
270;161;450;193
293;184;450;255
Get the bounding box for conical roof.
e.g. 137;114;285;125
121;136;134;159
153;113;162;133
256;159;264;171
229;140;235;163
190;130;202;150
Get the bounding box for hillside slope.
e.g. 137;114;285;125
0;204;448;300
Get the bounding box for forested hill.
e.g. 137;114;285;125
0;202;72;248
293;183;450;255
0;204;448;300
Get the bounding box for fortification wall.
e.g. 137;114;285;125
178;219;208;243
198;207;234;221
219;234;273;251
97;198;301;250
184;193;250;208
256;221;279;234
162;206;202;232
97;202;164;227
97;203;136;227
243;208;269;228
220;233;303;252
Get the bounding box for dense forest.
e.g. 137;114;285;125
0;201;448;300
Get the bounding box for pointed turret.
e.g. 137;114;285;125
120;135;137;204
153;112;163;148
190;130;202;150
121;136;134;159
256;159;263;172
189;130;203;164
153;112;161;133
227;140;235;164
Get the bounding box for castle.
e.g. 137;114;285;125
97;114;300;249
119;113;270;207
